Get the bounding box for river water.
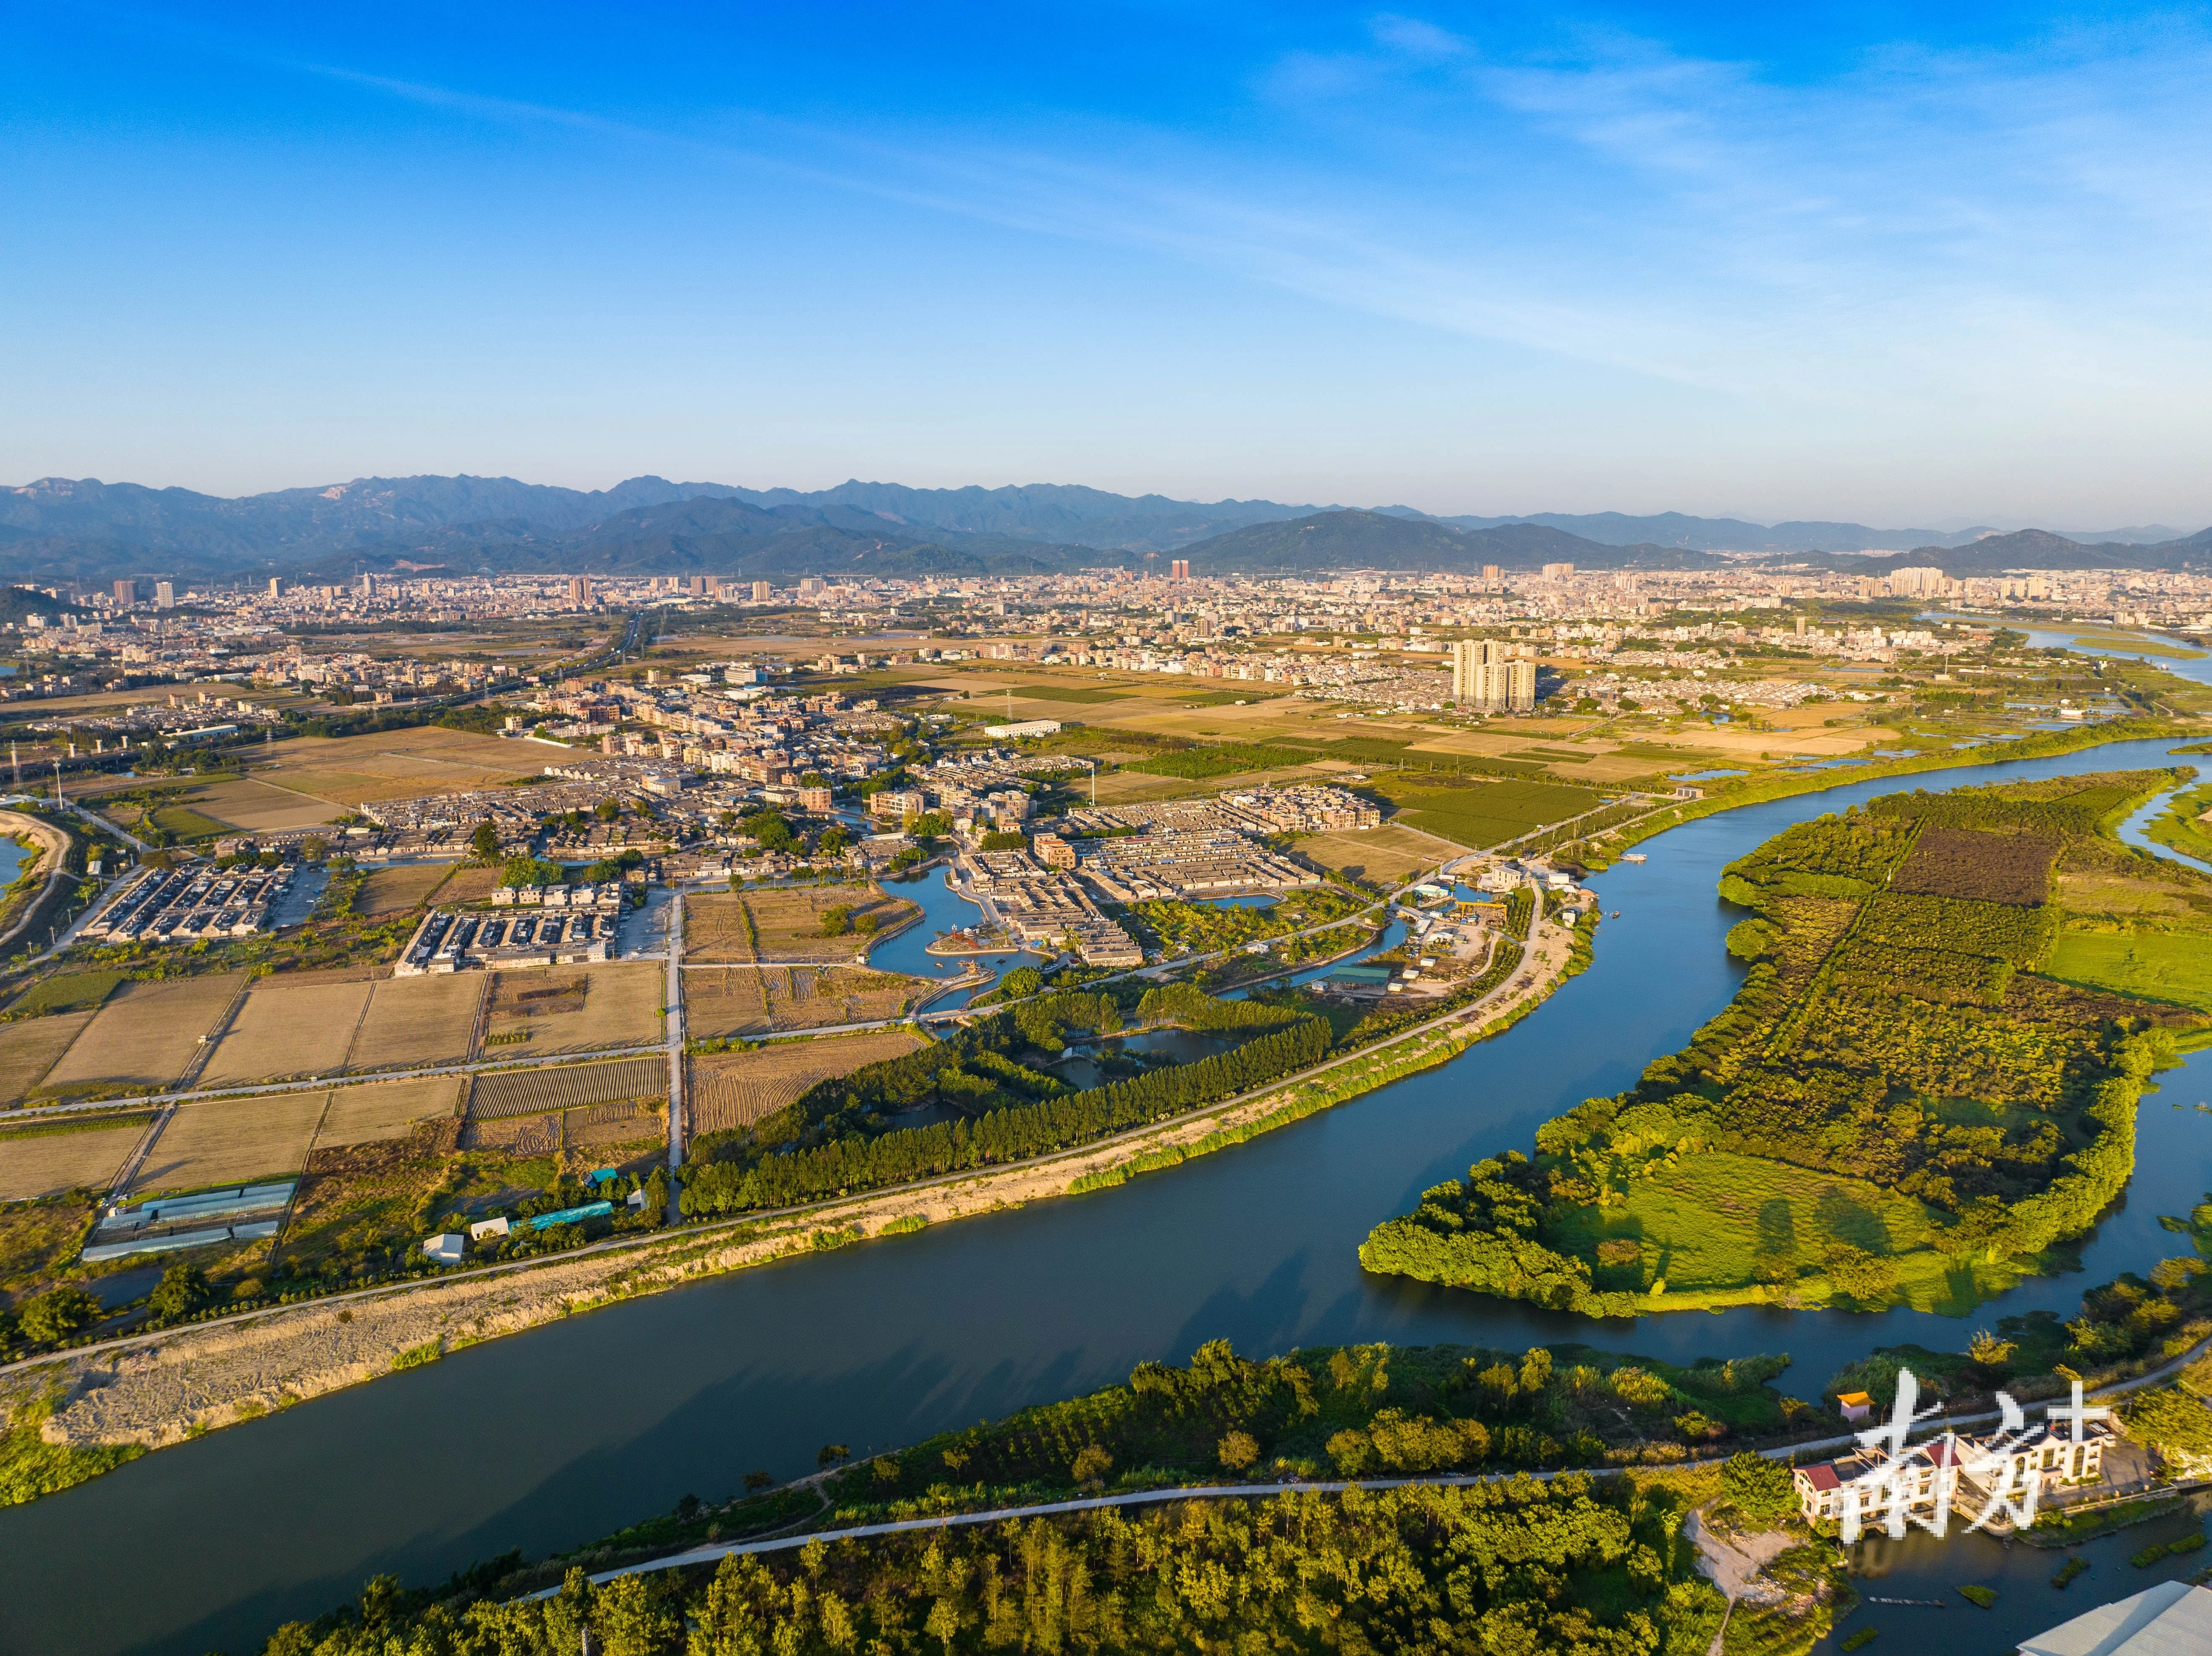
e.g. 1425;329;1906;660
7;738;2212;1655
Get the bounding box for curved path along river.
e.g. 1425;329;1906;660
8;735;2212;1656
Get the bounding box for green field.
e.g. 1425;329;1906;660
5;971;125;1018
1544;1151;2009;1312
2046;930;2212;1012
150;805;233;841
1004;683;1135;703
1380;777;1606;848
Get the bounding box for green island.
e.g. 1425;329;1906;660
237;1209;2212;1656
1361;769;2209;1317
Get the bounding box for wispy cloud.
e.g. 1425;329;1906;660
130;5;2212;411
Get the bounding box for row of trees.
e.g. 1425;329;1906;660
683;1015;1330;1215
257;1477;1722;1656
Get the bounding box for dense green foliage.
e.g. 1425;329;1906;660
256;1472;1724;1656
1362;773;2199;1317
681;1000;1328;1215
0;1398;143;1508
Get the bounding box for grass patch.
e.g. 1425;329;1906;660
149;805;233;842
391;1339;443;1371
1001;684;1135;703
0;1398;143;1507
5;971;125;1019
1543;1150;1974;1307
1374;776;1607;849
1958;1584;1997;1608
2046;931;2212;1013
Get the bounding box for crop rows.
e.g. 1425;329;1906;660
467;1055;670;1120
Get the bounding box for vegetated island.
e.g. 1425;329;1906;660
227;1159;2212;1656
1361;768;2210;1317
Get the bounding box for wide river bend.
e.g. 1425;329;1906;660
6;734;2212;1656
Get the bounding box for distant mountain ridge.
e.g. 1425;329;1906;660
1;473;2206;583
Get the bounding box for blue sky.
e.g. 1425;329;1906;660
4;2;2209;527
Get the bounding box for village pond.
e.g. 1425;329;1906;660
7;737;2212;1656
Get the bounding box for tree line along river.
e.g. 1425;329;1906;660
6;730;2212;1656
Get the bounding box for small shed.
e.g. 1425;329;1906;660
421;1232;465;1265
469;1217;511;1242
1836;1390;1874;1423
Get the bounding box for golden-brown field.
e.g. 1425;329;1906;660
0;1012;95;1107
133;1091;329;1194
687;1029;923;1135
1295;823;1459;885
459;1112;562;1156
40;975;242;1096
347;974;485;1070
686;885;918;962
467;1055;668;1120
764;965;924;1029
0;1117;147;1200
248;727;540;808
198;979;374;1088
311;1075;464;1149
183;776;342;833
563;1099;664;1152
436;866;503;906
484;961;662;1054
355;863;454;917
682;969;770;1039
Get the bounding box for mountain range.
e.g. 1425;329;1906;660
2;473;2207;585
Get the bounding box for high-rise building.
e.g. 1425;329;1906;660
799;576;824;599
1541;561;1575;578
1170;558;1190;580
154;581;175;609
1481;563;1501;586
112;578;137;605
267;576;283;599
568;576;593;607
751;580;771;601
1450;640;1536;713
358;572;378;597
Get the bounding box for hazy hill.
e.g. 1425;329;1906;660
1784;527;2212;576
3;471;2203;583
1174;509;1732;573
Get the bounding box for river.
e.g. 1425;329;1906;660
5;737;2212;1655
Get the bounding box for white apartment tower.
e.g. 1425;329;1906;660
1450;639;1536;713
154;581;175;609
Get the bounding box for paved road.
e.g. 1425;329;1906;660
538;1325;2212;1596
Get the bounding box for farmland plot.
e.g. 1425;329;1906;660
686;885;918;962
312;1075;464;1149
0;1012;95;1107
467;1055;669;1120
460;1112;562;1156
563;1099;664;1151
762;966;926;1030
683;969;771;1040
355;863;454;917
485;962;661;1054
688;1029;923;1134
40;974;243;1096
132;1091;329;1194
0;1116;149;1199
346;974;485;1070
198;979;373;1087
